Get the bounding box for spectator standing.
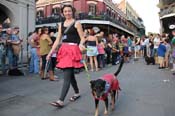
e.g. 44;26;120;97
153;34;161;64
11;27;21;69
0;24;6;74
157;41;166;69
28;29;39;74
111;38;119;65
105;34;112;65
97;39;105;68
6;28;14;69
39;27;56;81
164;39;171;69
86;28;99;71
170;29;175;71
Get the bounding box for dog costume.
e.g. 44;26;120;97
93;74;120;100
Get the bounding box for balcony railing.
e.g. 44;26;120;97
159;5;175;17
160;0;174;6
36;15;64;25
36;13;138;34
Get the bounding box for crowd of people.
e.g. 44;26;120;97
0;25;22;75
1;21;175;76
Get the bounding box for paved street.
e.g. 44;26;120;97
0;58;175;116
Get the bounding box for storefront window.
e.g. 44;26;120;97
36;10;44;18
52;7;61;16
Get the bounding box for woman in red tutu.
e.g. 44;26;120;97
46;5;85;108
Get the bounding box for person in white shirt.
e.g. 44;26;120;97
144;36;150;57
153;34;161;64
153;34;160;56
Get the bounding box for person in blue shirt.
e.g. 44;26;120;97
11;28;21;68
157;41;166;69
6;27;21;69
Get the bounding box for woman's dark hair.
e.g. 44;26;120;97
88;29;95;36
61;5;76;18
164;38;170;43
41;26;49;35
34;28;41;34
28;32;33;37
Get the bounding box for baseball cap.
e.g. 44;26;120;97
169;24;175;31
92;27;100;34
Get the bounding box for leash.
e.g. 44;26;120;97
44;60;51;79
81;59;91;82
81;48;93;82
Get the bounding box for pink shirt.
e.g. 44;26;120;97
97;44;105;54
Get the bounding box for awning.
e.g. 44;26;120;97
79;20;135;36
52;4;61;9
160;13;175;19
36;7;44;11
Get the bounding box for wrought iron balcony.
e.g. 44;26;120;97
157;0;175;9
159;5;175;17
159;0;174;6
36;13;137;34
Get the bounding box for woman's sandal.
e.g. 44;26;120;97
69;95;81;102
50;101;64;108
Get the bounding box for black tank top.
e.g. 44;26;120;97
61;22;80;44
87;41;96;46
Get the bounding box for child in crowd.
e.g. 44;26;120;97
157;41;166;69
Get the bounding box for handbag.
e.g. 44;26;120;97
12;44;21;55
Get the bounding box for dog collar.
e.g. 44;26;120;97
104;82;110;93
93;82;111;100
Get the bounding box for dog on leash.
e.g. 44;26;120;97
90;57;124;116
144;56;155;65
8;68;24;76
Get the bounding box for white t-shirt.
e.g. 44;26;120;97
153;37;160;49
144;38;149;46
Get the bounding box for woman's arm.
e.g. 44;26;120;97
95;36;98;45
101;42;105;48
75;21;86;48
47;23;62;59
46;35;53;45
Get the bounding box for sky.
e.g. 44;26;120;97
113;0;160;34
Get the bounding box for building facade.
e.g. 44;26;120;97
117;0;145;37
36;0;145;36
158;0;175;34
0;0;36;40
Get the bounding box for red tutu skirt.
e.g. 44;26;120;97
56;43;84;69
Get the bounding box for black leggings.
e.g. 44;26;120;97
59;68;79;101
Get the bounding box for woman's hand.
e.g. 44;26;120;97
79;44;86;52
46;53;51;61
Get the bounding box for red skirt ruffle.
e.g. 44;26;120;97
56;43;83;69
